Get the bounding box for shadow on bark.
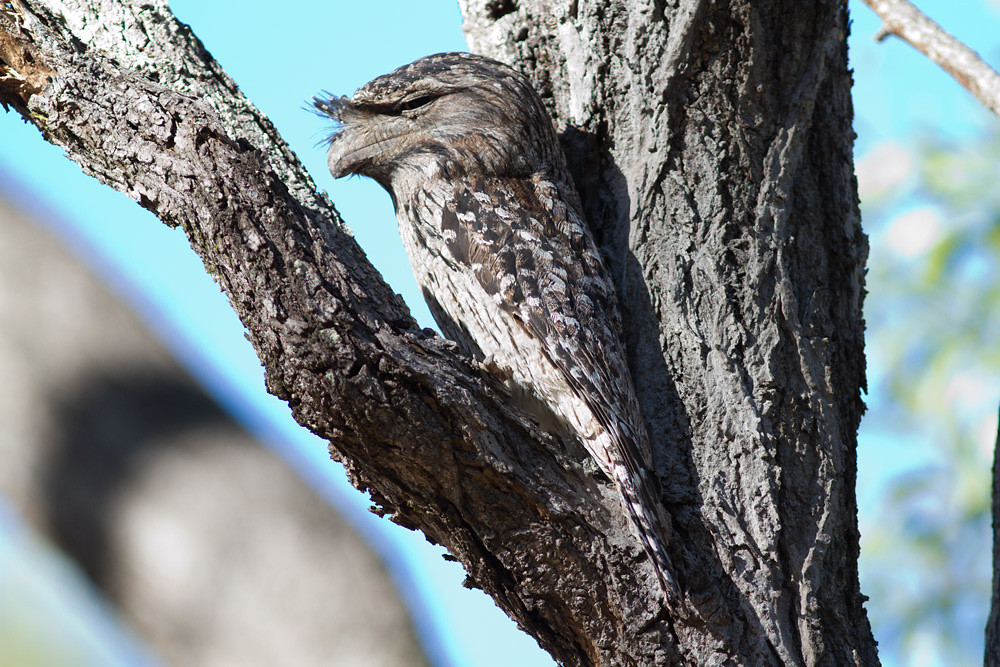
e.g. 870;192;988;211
561;122;787;650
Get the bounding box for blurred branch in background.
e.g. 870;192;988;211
0;187;430;667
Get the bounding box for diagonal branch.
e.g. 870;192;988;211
860;0;1000;117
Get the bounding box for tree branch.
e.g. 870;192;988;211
860;0;1000;117
987;404;1000;666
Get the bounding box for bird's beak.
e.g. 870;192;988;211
313;95;365;178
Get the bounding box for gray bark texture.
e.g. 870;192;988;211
0;0;875;664
988;407;1000;666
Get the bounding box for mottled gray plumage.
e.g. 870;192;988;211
314;52;677;599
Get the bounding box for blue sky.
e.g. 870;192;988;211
0;1;997;665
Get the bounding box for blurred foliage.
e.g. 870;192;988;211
858;127;1000;664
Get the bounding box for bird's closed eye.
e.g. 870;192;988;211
397;95;437;112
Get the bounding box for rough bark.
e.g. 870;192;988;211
0;0;875;664
461;0;874;663
988;406;1000;666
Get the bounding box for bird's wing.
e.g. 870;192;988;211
440;175;678;597
440;175;649;468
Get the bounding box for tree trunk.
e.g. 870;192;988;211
0;0;876;664
987;406;1000;666
460;0;875;662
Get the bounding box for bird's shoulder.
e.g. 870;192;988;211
439;174;614;316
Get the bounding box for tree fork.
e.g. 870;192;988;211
1;0;877;663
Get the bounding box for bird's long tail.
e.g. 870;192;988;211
603;424;680;604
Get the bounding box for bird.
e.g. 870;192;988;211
313;52;678;601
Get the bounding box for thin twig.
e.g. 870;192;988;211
860;0;1000;118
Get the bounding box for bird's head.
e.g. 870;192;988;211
313;52;567;197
